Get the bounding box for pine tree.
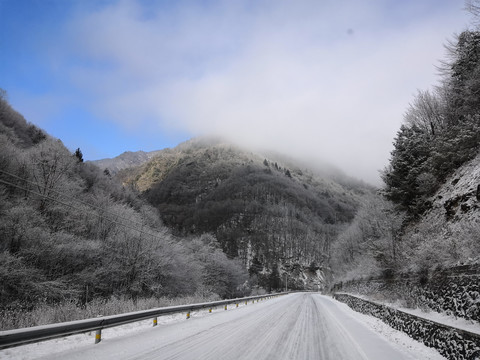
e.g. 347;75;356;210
74;148;84;163
382;125;433;215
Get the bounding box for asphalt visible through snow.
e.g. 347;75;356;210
34;293;435;360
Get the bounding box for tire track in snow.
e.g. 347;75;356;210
129;293;368;360
132;294;303;359
33;293;441;360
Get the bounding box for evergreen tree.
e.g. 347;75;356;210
445;31;480;119
74;148;84;163
382;125;433;215
249;256;264;275
268;265;281;291
384;30;480;218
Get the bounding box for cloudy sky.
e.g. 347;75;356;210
0;0;470;184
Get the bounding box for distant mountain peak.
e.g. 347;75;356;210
91;149;164;174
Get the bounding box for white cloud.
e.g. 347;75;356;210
61;0;469;184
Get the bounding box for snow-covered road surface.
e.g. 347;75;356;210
3;293;445;360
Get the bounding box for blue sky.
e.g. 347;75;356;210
0;0;470;183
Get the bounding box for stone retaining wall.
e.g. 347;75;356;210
334;293;480;360
333;264;480;322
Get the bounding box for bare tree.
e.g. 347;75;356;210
466;0;480;28
331;195;404;280
404;90;445;136
27;139;78;211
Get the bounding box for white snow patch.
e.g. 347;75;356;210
345;293;480;335
396;306;480;335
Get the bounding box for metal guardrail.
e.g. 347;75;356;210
0;292;289;350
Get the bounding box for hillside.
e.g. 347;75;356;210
426;151;480;223
92;150;163;175
0;89;373;313
0;95;248;320
110;138;373;290
332;27;480;284
400;151;480;270
330;150;480;283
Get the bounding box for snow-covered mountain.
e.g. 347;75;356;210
104;138;374;290
92;150;163;174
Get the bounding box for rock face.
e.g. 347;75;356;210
430;152;480;222
399;152;480;268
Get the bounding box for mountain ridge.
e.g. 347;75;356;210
108;138;374;290
92;137;373;191
92;149;164;175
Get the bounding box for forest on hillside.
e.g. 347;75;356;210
0;93;250;329
0;88;372;329
115;138;371;291
332;4;480;281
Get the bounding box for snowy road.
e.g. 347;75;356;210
7;293;444;360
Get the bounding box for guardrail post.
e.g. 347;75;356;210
153;317;158;327
95;329;102;344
